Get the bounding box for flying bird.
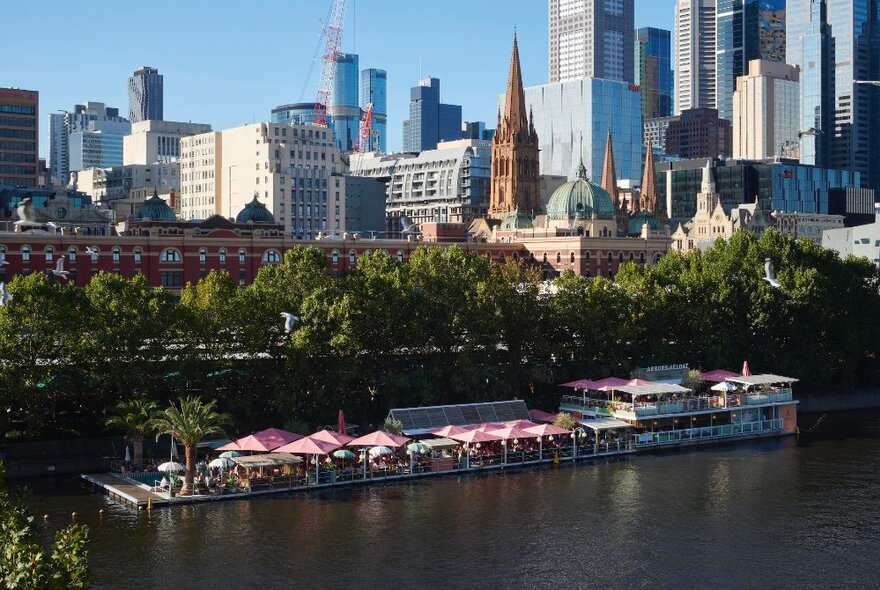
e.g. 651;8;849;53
400;216;421;236
280;312;299;334
763;258;781;288
52;256;71;280
84;246;99;258
0;282;11;306
0;251;8;266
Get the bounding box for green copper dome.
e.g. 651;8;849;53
236;196;275;224
499;208;533;230
545;162;614;221
628;210;663;235
134;189;176;221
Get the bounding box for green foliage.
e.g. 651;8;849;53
553;412;575;431
0;462;91;589
382;417;404;435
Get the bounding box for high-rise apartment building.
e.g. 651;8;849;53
787;0;879;189
328;54;361;152
180;123;345;239
549;0;635;83
0;88;39;188
128;66;163;123
674;0;717;113
733;60;800;160
402;77;462;153
635;27;674;121
49;102;129;185
123;120;212;166
715;0;786;121
664;108;732;159
360;68;387;152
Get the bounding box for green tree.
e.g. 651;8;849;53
553;412;575;430
0;461;91;589
104;398;159;469
147;396;232;495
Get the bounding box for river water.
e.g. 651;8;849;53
21;412;880;589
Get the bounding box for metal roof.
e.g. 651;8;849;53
612;383;692;397
726;374;799;386
389;400;530;435
577;417;633;431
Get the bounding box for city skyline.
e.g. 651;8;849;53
1;0;674;157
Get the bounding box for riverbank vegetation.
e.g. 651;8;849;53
1;229;878;442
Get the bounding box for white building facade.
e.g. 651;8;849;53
674;0;717;113
733;60;800;160
123;120;212;166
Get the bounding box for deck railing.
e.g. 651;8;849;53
562;389;794;418
633;419;783;447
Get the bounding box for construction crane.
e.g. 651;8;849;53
358;101;374;153
313;0;349;127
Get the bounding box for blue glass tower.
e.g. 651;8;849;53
329;53;360;152
635;27;673;120
716;0;786;121
403;77;462;152
360;68;387;152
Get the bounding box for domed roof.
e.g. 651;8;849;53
499;208;533;230
628;209;663;235
134;189;176;221
545;161;614;220
235;196;275;224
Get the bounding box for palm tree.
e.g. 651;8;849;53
147;396;232;496
105;399;159;470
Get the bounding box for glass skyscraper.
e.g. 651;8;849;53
128;67;163;123
715;0;786;121
360;68;387;152
402;77;462;152
328;53;360;152
787;0;880;189
635;27;673;121
271;103;325;126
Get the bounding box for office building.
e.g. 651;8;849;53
732;60;800;160
51;102;130;179
635;27;673;120
674;0;716;113
664;108;731;159
403;77;462;152
123;120;212;165
0;88;39;188
271;103;324;126
462;121;495;142
342;176;386;234
128;67;163;123
180;123;345;239
787;0;879;189
549;0;635;83
360;69;387;152
354;139;491;230
328;53;361;152
76;163;179;219
715;0;786;121
644;115;678;149
517;78;642;182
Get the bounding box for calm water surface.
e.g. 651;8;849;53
23;412;880;589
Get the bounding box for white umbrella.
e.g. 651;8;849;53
209;457;235;469
124;445;131;463
158;461;185;472
711;381;737;392
368;446;393;457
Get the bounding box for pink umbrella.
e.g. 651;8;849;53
216;441;241;452
524;424;571;437
503;419;538;428
560;379;596;389
337;410;348;436
487;426;540;440
529;409;557;423
626;378;654;386
592;377;629;390
309;429;355;446
229;427;304;452
741;361;752;376
473;422;507;432
430;425;469;437
275;437;340;455
449;429;503;444
347;431;410;448
700;369;740;382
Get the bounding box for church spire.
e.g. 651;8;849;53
600;129;618;208
640;140;662;218
503;31;528;131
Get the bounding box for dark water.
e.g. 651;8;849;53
22;412;880;589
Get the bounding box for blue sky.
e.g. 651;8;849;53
3;0;673;156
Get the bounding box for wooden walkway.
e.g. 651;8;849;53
81;473;168;509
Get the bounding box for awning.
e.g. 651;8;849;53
421;437;459;450
726;374;799;386
577;417;633;431
612;383;691;397
231;452;303;468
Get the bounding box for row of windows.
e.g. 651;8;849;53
0;116;36;127
7;245;288;267
0;104;36;115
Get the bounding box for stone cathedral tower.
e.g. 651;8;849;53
489;33;541;219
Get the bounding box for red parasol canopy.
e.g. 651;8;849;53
524;423;571;437
487;426;541;440
528;409;558;423
223;428;304;452
337;409;348;436
742;361;752;376
449;429;503;444
700;369;740;382
309;429;355;446
591;377;629;391
430;425;469;437
503;419;538;428
626;378;654;386
275;437;340;455
347;430;410;448
559;379;596;389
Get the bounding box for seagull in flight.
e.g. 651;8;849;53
84;246;99;258
0;251;8;266
280;312;299;334
763;258;781;288
52;256;71;280
0;282;11;306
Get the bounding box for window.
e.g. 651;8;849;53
134;248;142;263
68;247;77;263
618;252;624;263
607;252;613;263
349;250;356;265
396;250;404;263
238;270;246;286
262;249;281;263
199;248;207;264
238;248;246;264
90;247;99;262
639;252;645;263
21;246;30;262
570;252;575;263
219;249;226;263
331;249;339;264
159;271;182;288
542;252;548;263
45;246;54;262
112;247;121;263
556;252;562;264
160;248;182;263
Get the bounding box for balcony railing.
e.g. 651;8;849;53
633;419;784;447
562;389;794;418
